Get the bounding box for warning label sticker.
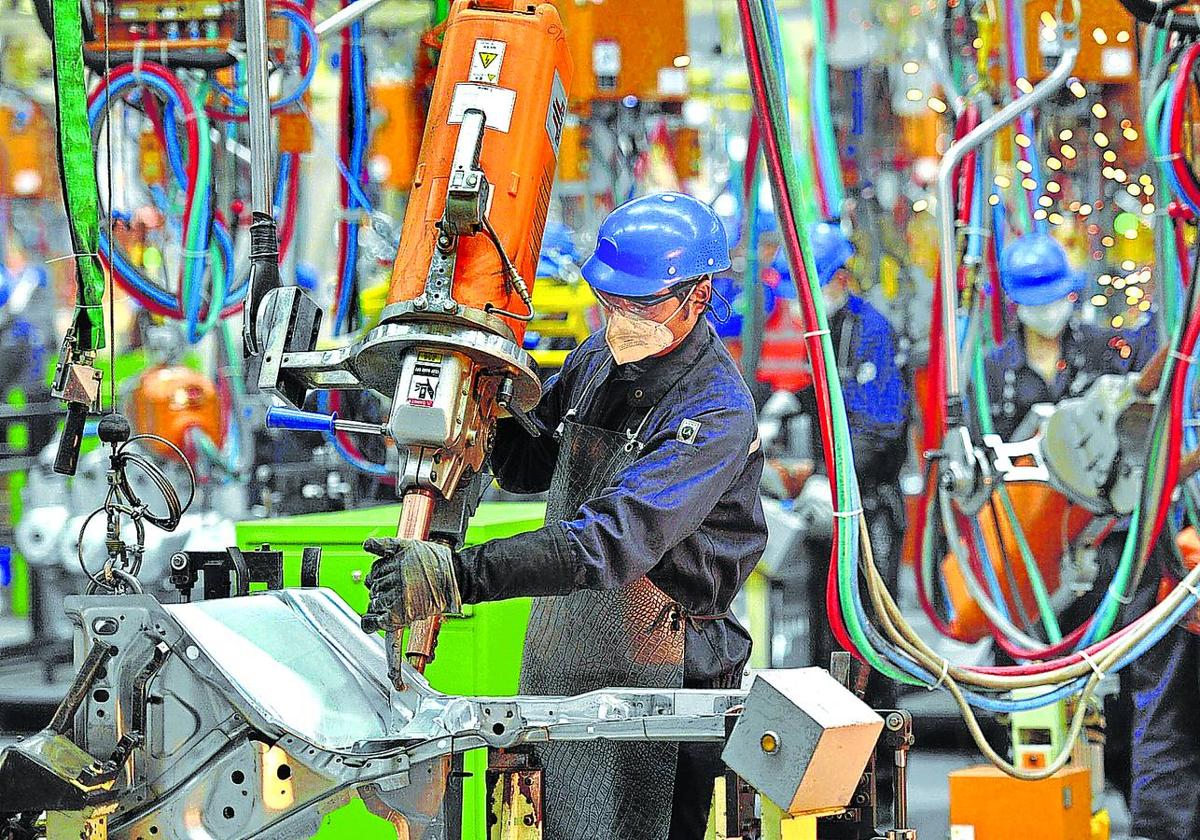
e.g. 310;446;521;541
545;70;567;154
406;352;443;407
449;83;517;133
469;38;506;84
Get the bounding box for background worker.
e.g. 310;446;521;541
763;221;910;678
361;192;768;840
975;232;1167;826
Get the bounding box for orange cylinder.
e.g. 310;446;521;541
126;366;224;456
940;482;1093;643
387;0;573;346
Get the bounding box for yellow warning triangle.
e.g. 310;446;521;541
479;52;497;68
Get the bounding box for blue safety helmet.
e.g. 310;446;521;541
806;221;855;287
580;192;732;298
536;220;581;279
1000;233;1083;306
769;248;801;299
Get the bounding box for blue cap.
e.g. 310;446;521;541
536;220;580;279
807;222;854;287
770;225;853;289
1000;233;1083;306
581;192;732;297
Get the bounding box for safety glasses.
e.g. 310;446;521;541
595;280;702;318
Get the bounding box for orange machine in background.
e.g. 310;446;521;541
0;103;57;199
126;366;224;457
949;766;1093;840
551;0;687;106
371;80;423;191
387;0;573;346
940;479;1093;643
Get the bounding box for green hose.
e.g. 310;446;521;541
780;27;821;223
50;0;106;352
971;332;1064;642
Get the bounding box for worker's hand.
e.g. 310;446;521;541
360;537;462;633
761;458;815;500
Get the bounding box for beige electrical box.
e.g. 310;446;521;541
722;669;884;817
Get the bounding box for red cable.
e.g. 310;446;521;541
1168;44;1200;212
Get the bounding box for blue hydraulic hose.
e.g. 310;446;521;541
335;19;369;336
212;9;318;112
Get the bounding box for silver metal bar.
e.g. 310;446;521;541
243;0;274;217
315;0;390;40
934;19;1079;403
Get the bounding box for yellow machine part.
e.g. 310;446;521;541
1023;0;1136;83
528;278;601;371
551;0;687;104
706;777;818;840
557;118;588;182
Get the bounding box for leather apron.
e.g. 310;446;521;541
519;377;685;840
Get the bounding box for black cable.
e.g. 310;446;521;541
1118;0;1200;33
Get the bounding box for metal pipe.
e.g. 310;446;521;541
242;0;274;218
388;487;437;690
934;13;1079;404
315;0;389;40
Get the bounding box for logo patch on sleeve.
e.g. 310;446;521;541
677;419;702;445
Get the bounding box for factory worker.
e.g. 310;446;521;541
979;232;1170;830
760;223;908;708
362;192;768;840
980;233;1156;440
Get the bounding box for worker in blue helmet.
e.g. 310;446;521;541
763;222;909;700
979;232;1166;830
362;192;767;840
766;222;910;486
980;233;1156;440
981;233;1176;837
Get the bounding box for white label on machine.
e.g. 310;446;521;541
949;827;975;840
407;352;443;407
469;38;507;84
657;67;688;97
545;70;568;154
593;40;621;76
1101;47;1134;78
448;83;516;133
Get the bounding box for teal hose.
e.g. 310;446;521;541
808;0;845;213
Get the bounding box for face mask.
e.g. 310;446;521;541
1017;298;1074;338
822;283;848;316
603;287;696;365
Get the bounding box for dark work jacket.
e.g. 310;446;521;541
973;320;1158;442
456;320;769;685
796;295;911;487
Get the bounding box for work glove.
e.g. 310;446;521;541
359;537;463;633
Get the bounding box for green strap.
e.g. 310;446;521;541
50;0;106;352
